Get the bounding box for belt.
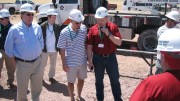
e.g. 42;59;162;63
94;53;114;57
15;56;39;63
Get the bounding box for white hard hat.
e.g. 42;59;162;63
69;9;84;22
47;9;58;16
0;9;10;18
95;7;108;18
157;28;180;52
20;3;35;13
0;52;2;59
165;11;180;22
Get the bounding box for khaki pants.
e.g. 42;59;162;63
16;56;44;101
41;52;57;78
0;50;15;84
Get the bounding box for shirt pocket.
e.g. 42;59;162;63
15;33;25;45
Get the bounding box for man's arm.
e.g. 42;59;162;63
101;28;122;46
87;45;94;70
59;49;69;72
108;35;122;46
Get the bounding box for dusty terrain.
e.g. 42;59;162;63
0;0;157;101
0;14;156;101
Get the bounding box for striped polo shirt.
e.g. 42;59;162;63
57;23;87;67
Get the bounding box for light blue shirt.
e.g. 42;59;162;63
5;22;44;60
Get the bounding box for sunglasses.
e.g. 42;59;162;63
25;13;34;16
0;17;9;20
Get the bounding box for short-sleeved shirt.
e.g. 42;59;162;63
57;23;87;67
157;25;168;39
130;71;180;101
86;22;121;54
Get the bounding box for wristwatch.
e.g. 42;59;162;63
108;32;112;37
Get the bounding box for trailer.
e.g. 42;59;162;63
37;0;173;51
122;0;180;12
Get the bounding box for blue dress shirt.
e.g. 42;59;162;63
5;22;44;60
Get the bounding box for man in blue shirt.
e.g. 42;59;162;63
0;9;16;89
5;3;44;101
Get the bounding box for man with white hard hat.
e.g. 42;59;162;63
5;3;44;101
57;9;87;101
41;9;61;84
0;9;16;89
87;7;123;101
155;10;180;74
130;28;180;101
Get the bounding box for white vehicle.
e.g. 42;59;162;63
37;0;175;52
37;0;115;26
37;0;81;27
0;0;41;14
122;0;180;12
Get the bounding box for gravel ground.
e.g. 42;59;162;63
0;53;156;101
0;14;156;101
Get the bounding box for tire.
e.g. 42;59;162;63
137;29;158;52
128;7;131;10
9;7;15;15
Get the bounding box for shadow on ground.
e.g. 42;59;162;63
0;85;17;100
43;80;69;96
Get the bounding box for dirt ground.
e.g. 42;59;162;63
0;13;157;101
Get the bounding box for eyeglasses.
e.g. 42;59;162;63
25;13;34;16
0;17;9;20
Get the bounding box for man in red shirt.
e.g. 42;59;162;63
87;7;123;101
130;28;180;101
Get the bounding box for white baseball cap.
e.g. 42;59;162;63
165;11;180;22
0;52;2;59
95;7;108;18
20;3;35;13
69;9;84;22
0;9;10;18
47;9;58;16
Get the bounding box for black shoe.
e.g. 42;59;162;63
49;78;57;84
7;83;16;89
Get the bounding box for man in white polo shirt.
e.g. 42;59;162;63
57;9;87;101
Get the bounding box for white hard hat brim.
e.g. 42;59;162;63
0;53;2;59
0;15;10;18
69;15;84;22
20;10;35;13
95;14;105;18
47;13;58;15
165;14;179;22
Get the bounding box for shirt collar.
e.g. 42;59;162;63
48;22;53;27
21;21;32;28
68;23;82;32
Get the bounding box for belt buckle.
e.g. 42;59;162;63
103;54;109;57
